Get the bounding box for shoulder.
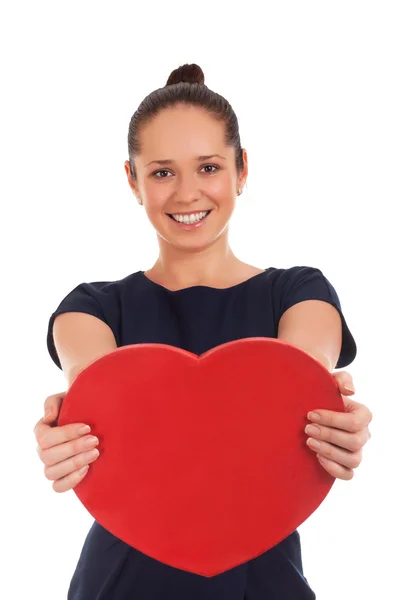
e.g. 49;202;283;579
47;271;144;369
266;265;340;307
267;264;323;282
267;265;357;369
69;270;145;301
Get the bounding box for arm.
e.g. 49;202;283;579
278;299;373;481
34;313;118;493
277;299;342;372
53;312;118;388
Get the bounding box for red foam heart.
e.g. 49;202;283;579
58;337;344;577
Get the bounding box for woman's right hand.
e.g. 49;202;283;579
34;392;100;493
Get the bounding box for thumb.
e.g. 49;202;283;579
43;392;66;423
332;370;355;395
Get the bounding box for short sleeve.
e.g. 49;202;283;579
278;266;357;369
47;281;114;370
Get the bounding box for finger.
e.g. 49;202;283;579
52;465;91;494
45;447;99;482
308;402;370;432
307;437;363;469
305;423;370;452
38;433;99;466
34;421;92;449
316;454;355;480
43;392;66;423
34;394;66;435
333;371;355;395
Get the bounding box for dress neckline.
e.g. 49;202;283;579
139;269;270;294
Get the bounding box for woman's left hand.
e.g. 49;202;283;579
305;371;373;480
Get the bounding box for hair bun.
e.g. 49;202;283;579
166;63;205;86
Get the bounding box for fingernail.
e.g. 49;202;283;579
344;384;355;392
87;448;100;460
307;438;321;450
308;412;321;422
44;409;52;419
305;424;320;436
84;436;99;447
78;425;91;436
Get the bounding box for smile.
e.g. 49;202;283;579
168;210;211;224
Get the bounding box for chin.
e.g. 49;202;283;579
166;235;220;251
156;228;223;251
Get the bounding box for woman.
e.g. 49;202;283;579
35;63;372;599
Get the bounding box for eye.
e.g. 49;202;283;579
153;169;171;179
152;164;220;179
201;164;220;174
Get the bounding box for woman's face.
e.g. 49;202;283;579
124;104;247;252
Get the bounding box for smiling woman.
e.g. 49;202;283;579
41;62;366;600
124;75;247;264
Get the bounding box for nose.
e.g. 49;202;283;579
174;173;202;205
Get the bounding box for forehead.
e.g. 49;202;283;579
138;105;229;160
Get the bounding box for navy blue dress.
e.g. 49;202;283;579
47;266;357;599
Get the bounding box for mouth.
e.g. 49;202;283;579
167;210;212;226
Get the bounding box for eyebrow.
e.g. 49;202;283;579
145;154;226;167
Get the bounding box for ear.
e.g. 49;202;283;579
238;148;248;191
124;161;142;204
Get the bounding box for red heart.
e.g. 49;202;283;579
58;337;343;577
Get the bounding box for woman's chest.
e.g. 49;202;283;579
118;289;277;356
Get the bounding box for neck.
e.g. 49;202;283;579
148;230;241;290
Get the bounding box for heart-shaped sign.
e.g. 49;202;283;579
58;337;344;577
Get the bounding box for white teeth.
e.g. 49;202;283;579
171;211;208;224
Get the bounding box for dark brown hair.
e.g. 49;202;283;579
127;63;244;180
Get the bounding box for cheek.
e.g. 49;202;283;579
143;183;169;212
207;175;235;198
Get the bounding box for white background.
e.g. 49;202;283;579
1;1;398;598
